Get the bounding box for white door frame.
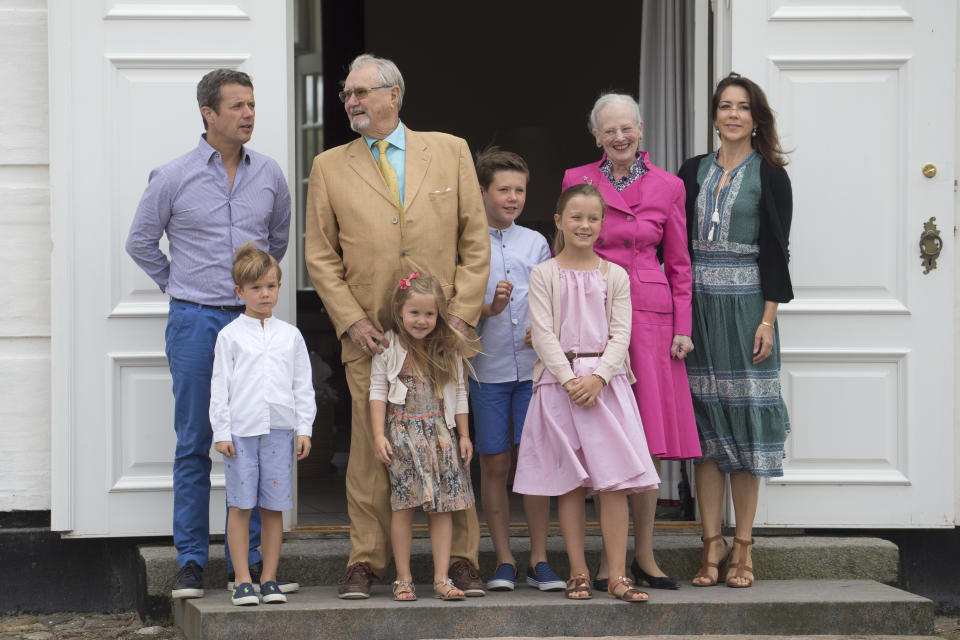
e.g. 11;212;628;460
50;0;297;536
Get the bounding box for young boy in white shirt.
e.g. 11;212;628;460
210;242;315;606
470;148;563;592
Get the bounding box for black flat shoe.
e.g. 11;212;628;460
592;576;608;592
631;558;679;590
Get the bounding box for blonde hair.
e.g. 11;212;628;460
232;241;281;287
553;183;606;254
390;272;467;397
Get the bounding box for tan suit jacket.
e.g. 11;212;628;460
304;126;490;361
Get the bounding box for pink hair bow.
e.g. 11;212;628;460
398;271;420;290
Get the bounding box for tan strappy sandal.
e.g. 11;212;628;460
692;534;729;586
726;537;755;588
433;578;465;600
392;579;416;601
565;573;592;600
608;576;648;603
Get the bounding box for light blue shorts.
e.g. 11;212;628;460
469;378;533;455
223;429;295;511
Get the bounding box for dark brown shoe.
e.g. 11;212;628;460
449;559;485;597
338;562;374;599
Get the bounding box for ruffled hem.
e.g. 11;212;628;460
693;402;790;476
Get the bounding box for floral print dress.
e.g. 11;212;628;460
386;356;474;512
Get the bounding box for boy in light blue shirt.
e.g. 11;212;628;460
469;148;563;592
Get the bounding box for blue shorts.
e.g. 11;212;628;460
469;378;533;455
223;429;295;511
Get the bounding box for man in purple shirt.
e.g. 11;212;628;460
126;69;291;600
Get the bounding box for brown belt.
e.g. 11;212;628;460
565;351;603;361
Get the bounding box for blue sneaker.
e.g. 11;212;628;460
227;561;300;593
260;581;287;604
526;562;566;591
171;560;204;599
486;563;517;591
231;582;259;606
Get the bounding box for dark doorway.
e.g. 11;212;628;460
330;0;643;238
296;0;695;530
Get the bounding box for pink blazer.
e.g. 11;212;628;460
561;152;692;336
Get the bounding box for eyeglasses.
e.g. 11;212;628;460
337;85;391;103
600;125;639;139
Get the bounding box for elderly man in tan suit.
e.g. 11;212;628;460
305;54;490;599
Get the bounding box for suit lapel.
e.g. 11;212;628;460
619;173;646;210
403;127;430;208
584;162;633;216
346;137;396;206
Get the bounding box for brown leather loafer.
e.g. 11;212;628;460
449;559;485;597
338;561;374;599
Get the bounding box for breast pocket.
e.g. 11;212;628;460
630;269;673;313
427;188;456;216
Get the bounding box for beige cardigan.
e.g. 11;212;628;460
529;258;636;386
368;330;469;431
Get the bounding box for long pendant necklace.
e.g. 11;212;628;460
707;169;731;242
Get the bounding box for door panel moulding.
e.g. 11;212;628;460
767;3;912;22
104;3;249;21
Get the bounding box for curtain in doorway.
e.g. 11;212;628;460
638;0;696;174
639;0;697;516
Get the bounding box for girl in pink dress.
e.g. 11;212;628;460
562;93;699;592
514;184;660;603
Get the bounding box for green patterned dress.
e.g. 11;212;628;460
686;152;790;477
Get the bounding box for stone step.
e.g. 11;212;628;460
174;580;933;640
141;534;900;620
141;534;899;597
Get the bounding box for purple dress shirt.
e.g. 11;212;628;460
125;135;291;306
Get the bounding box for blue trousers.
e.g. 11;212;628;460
165;300;262;570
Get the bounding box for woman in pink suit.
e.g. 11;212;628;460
561;93;700;591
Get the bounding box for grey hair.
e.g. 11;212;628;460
349;53;406;109
588;93;642;133
197;68;253;130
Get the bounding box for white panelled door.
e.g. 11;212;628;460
50;1;293;536
730;1;956;527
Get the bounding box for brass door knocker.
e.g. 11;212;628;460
919;217;943;274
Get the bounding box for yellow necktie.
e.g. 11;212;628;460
374;140;402;212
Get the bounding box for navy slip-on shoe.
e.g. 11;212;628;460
525;562;566;591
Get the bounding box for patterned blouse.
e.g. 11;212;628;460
600;153;649;192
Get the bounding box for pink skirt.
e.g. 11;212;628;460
514;361;660;497
628;310;701;459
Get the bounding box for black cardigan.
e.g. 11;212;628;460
677;154;794;303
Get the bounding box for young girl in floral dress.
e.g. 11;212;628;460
369;272;474;602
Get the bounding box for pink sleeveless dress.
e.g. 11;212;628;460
513;266;660;496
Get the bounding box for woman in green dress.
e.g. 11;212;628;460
677;73;793;588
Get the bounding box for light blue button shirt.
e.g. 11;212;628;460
471;223;552;383
364;121;406;206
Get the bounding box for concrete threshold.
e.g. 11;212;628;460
142;534;900;610
175;580;933;640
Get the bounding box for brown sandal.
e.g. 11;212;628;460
392;580;416;601
692;534;729;587
565;573;592;600
726;537;755;588
608;576;648;602
433;578;465;601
